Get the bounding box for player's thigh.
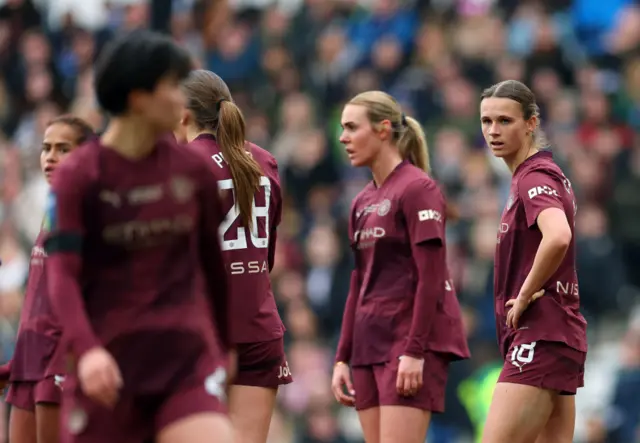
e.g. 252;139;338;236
156;413;233;443
8;382;37;443
35;376;62;443
356;407;380;443
228;385;277;443
35;403;60;443
482;382;554;443
234;339;292;389
535;395;576;443
379;405;431;443
9;405;37;443
352;365;381;443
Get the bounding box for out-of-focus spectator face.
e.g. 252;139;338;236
346;69;380;97
305;224;339;268
549;95;577;128
480;97;535;160
219;23;251;59
570;153;606;196
576;204;608;238
373;0;399;17
434;127;467;167
495;57;524;82
443;79;475;117
576;65;601;92
531;68;561;104
21;31;50;67
591;128;623;159
471;217;499;260
581;91;610;124
534;18;557;51
291;129;326;169
415;24;446;65
339;103;383;168
262;7;290;40
317;27;346;64
620;328;640;368
262;45;291;77
371;36;402;73
470;186;500;218
25;69;53;104
280;93;313;132
286;298;317;339
246;112;270;147
276;270;305;303
72;30;96;68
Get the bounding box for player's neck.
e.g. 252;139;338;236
101;117;158;160
187;128;215;143
504;142;539;174
370;150;403;188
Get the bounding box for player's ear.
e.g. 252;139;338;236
180;109;192;127
128;90;149;115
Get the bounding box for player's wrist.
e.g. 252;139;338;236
334;361;348;368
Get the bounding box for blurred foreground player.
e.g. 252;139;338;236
331;91;470;443
480;80;587;443
0;116;93;443
44;31;234;443
176;70;291;443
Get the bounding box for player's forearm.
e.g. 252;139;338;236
404;242;444;357
335;271;359;363
519;234;570;302
46;253;101;357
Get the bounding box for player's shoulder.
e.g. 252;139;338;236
520;151;564;176
248;142;278;173
399;165;441;197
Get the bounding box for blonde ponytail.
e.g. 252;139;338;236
398;116;430;173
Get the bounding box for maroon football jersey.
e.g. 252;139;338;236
10;232;64;381
495;151;587;358
44;134;230;394
185;134;284;344
336;161;469;366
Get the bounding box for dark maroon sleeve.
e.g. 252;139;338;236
43;166;102;358
518;170;565;228
197;164;232;350
402;179;447;357
268;161;282;272
335;270;359;363
335;201;360;363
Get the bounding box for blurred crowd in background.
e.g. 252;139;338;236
0;0;639;441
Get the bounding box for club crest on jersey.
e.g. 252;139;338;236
170;176;194;203
42;192;57;232
377;199;391;216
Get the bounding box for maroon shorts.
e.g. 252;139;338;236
6;376;64;411
498;340;586;395
351;352;450;413
59;364;228;442
234;338;292;389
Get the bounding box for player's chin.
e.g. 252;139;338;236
348;155;367;168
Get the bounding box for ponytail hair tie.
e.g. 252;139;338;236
216;98;229;113
401;113;407;127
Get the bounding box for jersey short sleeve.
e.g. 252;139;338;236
401;179;445;245
517;170;565;228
